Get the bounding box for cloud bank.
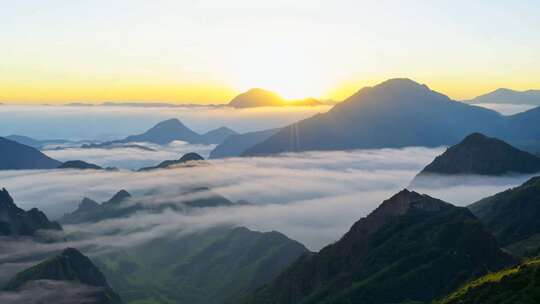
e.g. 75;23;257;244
43;141;215;169
0;146;537;290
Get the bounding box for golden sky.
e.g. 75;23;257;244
1;1;539;104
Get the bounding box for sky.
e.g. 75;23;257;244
1;0;539;104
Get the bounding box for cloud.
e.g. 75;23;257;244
471;103;538;115
0;280;108;304
43;141;216;169
0;146;536;282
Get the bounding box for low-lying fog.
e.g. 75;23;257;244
0;147;535;255
43;141;216;169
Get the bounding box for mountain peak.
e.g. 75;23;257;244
0;187;16;208
415;133;540;177
375;78;428;90
153;118;186;129
179;152;204;162
0;188;61;236
104;190;131;205
363;189;452;228
4;247;123;304
228;88;284;108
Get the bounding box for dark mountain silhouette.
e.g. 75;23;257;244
436;258;540;304
98;226;307;304
199;127;237;144
59;187;234;224
467;88;540;105
0;137;61;170
0;188;61;236
88;119;235;147
4;135;70;150
59;160;103;170
242;79;540;156
412;133;540;186
245;189;514;304
113;118;201;145
138;152;205;171
228;89;324;108
469;176;540;257
59;190;133;224
209;128;280;159
4;248;123;304
229;88;286;108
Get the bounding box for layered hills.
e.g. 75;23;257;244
239;79;540;156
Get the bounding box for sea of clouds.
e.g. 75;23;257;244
0;147;535;254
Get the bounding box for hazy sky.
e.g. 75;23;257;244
1;0;539;104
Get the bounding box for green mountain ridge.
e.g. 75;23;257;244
469;176;540;257
96;226;308;304
4;247;123;304
245;189;514;304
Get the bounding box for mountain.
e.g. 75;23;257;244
0;188;61;236
114;118;201;145
0;137;62;169
228;89;324;108
245;189;514;304
200;127;238;144
59;190;133;224
3;247;123;304
436;258;540;304
138;152;205;171
467;88;540;105
90;119;235;146
229;88;286;108
209;128;280;159
411;133;540;186
469;176;540;257
242;78;540;156
59;160;103;170
4;135;70;150
59;188;234;224
97;226;307;304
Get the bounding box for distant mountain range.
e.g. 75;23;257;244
228;88;324;108
87;119;237;147
411;133;540;186
230;79;540;157
0;188;61;236
59;187;237;225
4;135;72;150
138;152;205;171
0;137;62;169
58;160;104;170
245;189;514;304
209;128;280;159
3;247;123;304
466;88;540;105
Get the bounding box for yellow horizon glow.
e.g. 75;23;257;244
1;1;539;105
